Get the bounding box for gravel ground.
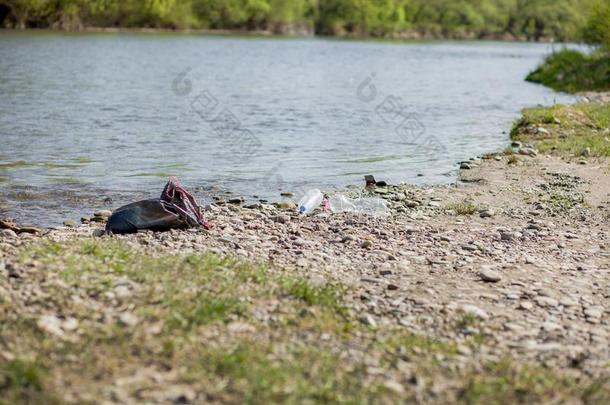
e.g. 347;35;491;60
1;146;609;403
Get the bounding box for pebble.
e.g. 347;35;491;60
63;220;77;228
535;297;559;308
479;209;495;218
518;301;533;310
360;314;377;327
460;304;489;320
499;231;514;241
460;162;472;170
479;266;502;282
0;229;17;238
119;312;139;327
94;210;112;218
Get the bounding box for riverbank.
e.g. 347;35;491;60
1;100;609;403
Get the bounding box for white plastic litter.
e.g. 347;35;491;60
328;194;390;217
297;189;324;214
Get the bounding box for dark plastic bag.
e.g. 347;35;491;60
105;177;210;234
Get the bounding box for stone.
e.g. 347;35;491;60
460;162;472;170
479;209;495;218
518;301;533;310
63;220;77;228
119;312;139;327
479;266;502;282
94;210;112;218
500;231;514;241
278;200;296;210
360;240;372;249
383;380;405;394
460;304;489;320
535;297;558;308
518;147;538;157
584;308;603;319
360;314;377;327
0;229;17;238
37;315;64;337
280;191;294;197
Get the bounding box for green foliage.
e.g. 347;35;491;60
526;49;610;92
582;0;610;48
0;0;605;42
512;102;610;157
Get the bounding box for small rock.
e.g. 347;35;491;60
479;209;495;218
460;304;489;320
535;297;558;308
457;345;472;356
518;147;538;157
518;301;533;310
360;314;377;327
93;229;106;237
460;162;472;170
500;231;514;241
94;210;112;218
228;197;244;204
118;312;139;327
278;200;296;210
360;240;372;249
479;266;502;282
578;159;588;165
382;380;405;394
280;191;294;197
63;220;77;228
0;229;17;238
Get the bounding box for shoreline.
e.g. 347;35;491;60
0;27;576;44
1;96;609;401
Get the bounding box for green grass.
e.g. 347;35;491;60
446;200;478;215
458;358;610;404
511;102;610;157
526;49;610;93
2;239;609;403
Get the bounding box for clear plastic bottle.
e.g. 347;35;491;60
297;189;324;214
328;194;390;217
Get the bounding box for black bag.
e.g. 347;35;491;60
105;178;210;234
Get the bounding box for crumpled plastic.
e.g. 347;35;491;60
105;177;210;234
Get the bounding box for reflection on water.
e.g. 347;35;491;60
0;32;577;226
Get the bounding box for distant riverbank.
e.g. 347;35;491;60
0;26;573;43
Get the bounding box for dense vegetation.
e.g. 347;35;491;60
0;0;599;41
526;0;609;92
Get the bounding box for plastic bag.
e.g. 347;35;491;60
105;177;210;234
327;194;390;217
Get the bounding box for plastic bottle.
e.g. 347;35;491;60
328;194;390;217
297;189;324;214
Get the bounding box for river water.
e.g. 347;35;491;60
0;32;577;227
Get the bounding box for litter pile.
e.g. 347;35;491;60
105;177;210;235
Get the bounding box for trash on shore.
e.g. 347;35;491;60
328;194;390;217
297;189;389;217
297;189;324;214
105;177;210;234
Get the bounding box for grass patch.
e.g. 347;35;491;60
0;359;59;405
526;49;610;93
3;239;610;403
511;102;610;157
446;200;478;215
458;358;610;404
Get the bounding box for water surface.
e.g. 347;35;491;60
0;32;576;226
